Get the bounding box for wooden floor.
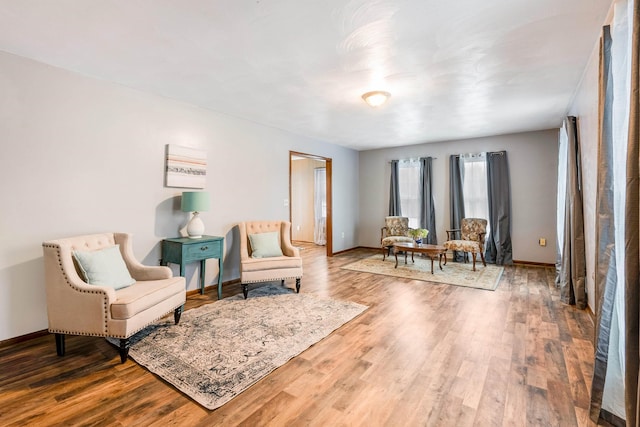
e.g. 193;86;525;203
0;244;598;426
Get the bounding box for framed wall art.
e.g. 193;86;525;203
165;144;207;189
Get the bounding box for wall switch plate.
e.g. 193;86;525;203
341;232;345;238
539;238;546;246
284;199;289;207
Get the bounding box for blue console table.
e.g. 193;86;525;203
161;235;224;299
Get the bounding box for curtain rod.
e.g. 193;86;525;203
387;157;437;163
451;151;505;158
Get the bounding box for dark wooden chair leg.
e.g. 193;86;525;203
472;253;477;271
295;278;301;293
55;333;65;356
480;251;486;267
119;338;130;364
383;246;394;260
281;279;285;285
174;306;183;324
242;283;249;299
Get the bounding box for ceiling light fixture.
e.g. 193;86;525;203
362;91;391;107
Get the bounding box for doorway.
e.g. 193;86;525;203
289;151;333;256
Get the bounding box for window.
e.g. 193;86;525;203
460;153;489;220
314;167;327;245
398;159;420;228
459;153;490;243
557;126;568;256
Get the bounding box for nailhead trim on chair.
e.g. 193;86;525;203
47;306;182;339
43;243;110;333
242;275;302;284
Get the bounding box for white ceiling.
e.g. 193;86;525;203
0;0;611;150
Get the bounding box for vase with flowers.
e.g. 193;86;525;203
408;228;429;244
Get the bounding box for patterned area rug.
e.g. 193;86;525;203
119;285;367;410
342;254;503;290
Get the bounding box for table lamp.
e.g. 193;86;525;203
181;191;210;238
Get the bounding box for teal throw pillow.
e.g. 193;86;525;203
73;245;135;290
249;231;284;258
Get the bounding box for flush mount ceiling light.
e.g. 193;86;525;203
361;91;391;107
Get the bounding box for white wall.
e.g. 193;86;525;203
358;130;559;264
0;51;359;341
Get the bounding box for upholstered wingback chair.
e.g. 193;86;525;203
380;216;414;260
42;233;186;363
239;221;303;299
443;218;487;271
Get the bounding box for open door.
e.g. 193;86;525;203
289;151;333;256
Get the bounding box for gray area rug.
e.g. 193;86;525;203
121;284;367;410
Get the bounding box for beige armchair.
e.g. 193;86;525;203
239;221;303;299
381;216;414;260
443;218;488;271
42;233;186;363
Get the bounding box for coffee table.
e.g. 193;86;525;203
393;242;447;274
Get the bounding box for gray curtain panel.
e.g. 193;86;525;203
449;155;465;262
624;3;639;425
485;151;513;265
590;26;619;424
389;160;402;216
420;157;437;244
558;116;587;308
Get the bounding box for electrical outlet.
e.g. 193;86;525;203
296;225;300;231
341;232;345;238
284;199;289;207
539;238;546;247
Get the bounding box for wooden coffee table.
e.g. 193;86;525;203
393;242;447;274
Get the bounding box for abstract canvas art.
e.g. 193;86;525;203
165;145;207;188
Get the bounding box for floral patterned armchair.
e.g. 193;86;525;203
380;216;414;260
444;218;487;271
